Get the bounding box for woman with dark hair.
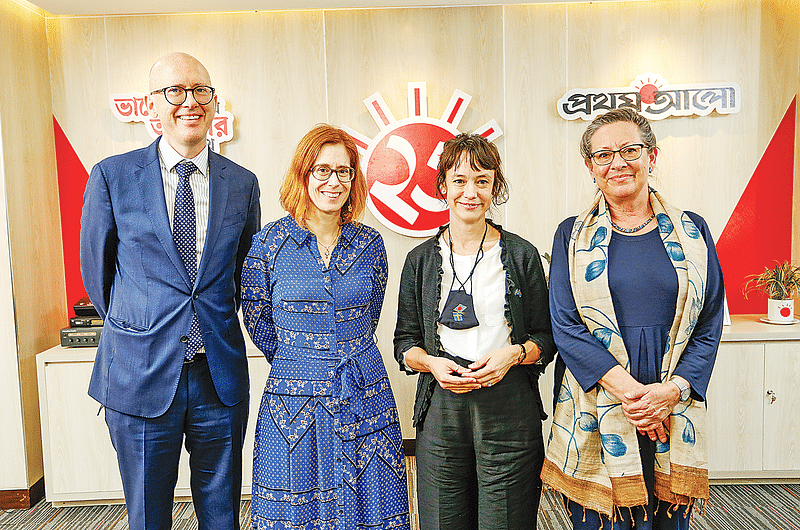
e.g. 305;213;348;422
242;124;409;530
541;108;724;529
394;133;555;530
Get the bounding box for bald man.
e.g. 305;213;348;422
80;52;260;529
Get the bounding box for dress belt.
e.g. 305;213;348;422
336;351;367;419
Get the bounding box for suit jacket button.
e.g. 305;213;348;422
180;335;189;343
193;293;199;300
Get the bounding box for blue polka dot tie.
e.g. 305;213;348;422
174;160;203;361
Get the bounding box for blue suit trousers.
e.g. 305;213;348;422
105;355;248;530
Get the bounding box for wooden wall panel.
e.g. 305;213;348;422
0;120;26;489
759;0;800;264
47;16;110;171
562;0;764;240
94;11;326;221
0;0;27;485
504;4;568;254
0;0;62;489
207;10;328;219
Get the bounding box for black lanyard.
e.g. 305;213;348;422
447;222;488;295
438;223;488;330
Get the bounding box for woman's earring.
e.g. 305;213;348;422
649;167;653;174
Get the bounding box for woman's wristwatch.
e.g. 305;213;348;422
669;377;691;402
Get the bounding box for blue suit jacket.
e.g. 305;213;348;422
81;138;261;418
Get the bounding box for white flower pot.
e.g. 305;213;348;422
767;298;794;322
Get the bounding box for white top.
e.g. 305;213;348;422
437;237;512;362
158;140;211;266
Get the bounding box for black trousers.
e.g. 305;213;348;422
416;366;544;530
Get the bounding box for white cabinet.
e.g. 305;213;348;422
761;341;800;472
706;342;764;475
39;315;800;504
706;316;800;480
37;346;269;506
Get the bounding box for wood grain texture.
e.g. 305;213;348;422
325;5;504;436
41;0;800;455
706;342;764;475
504;4;568;253
47;16;110;171
762;341;800;471
0;478;44;510
760;0;800;265
0;0;62;489
101;10;327;219
42;360;124;495
564;0;764;240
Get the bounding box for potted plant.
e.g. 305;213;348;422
743;261;800;322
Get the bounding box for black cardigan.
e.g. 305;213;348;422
393;221;556;428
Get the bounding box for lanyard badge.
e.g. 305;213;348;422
438;223;487;331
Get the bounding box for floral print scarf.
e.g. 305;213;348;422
541;188;709;516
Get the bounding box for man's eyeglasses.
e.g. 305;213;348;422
311;165;355;183
150;85;215;106
590;144;646;166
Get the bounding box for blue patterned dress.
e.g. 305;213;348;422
241;215;410;530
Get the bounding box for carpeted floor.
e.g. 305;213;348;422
2;474;798;529
540;483;800;529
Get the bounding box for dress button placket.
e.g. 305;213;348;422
328;275;345;518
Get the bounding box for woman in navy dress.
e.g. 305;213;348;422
241;124;409;530
541;108;725;530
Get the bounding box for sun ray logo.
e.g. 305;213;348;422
344;82;502;237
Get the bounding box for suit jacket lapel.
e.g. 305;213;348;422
197;151;229;284
137;138;194;288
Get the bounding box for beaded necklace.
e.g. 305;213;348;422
609;213;655;234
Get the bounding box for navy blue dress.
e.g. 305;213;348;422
241;215;410;530
549;212;725;530
550;212;723;400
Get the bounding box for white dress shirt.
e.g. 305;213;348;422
157;141;210;267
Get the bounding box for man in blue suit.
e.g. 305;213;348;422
80;52;260;530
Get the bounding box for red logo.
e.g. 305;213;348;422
345;83;502;237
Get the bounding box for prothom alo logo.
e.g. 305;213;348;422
345;83;502;237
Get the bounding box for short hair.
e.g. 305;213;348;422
279;124;367;226
435;133;509;206
580;107;658;161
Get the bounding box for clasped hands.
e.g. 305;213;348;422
599;366;686;444
424;345;523;394
621;381;682;443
